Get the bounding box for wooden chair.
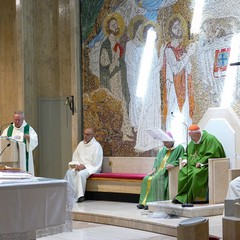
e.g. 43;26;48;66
168;158;230;204
229;168;240;182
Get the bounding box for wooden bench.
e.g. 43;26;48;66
86;156;230;204
86;156;180;201
86;157;155;195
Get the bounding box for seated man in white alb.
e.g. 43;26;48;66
65;127;103;202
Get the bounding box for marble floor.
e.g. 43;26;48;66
39;200;223;240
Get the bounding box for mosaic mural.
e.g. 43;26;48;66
81;0;240;156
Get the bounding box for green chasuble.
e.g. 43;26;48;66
7;124;30;171
139;144;184;205
175;130;226;204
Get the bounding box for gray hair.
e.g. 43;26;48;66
14;111;25;118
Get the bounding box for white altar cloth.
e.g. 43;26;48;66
0;177;72;239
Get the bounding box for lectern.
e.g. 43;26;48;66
0;137;26;170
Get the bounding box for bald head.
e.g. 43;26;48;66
83;128;94;143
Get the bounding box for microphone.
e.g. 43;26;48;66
0;122;13;135
229;62;240;66
0;143;11;157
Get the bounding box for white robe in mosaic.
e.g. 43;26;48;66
134;46;162;152
125;38;144;130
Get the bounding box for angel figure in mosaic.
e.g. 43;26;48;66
126;20;164;152
161;14;196;146
125;15;146;132
99;12;133;142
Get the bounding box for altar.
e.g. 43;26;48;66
0;177;73;239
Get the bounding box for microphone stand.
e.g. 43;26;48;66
0;142;11;157
181;126;193;207
171;112;193;207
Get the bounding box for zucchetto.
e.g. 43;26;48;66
188;124;200;132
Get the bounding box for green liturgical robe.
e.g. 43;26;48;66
139;144;184;205
175;130;226;204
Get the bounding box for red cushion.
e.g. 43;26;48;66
209;236;220;240
89;173;146;180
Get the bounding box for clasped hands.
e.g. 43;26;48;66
75;164;86;171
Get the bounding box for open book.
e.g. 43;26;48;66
144;128;172;142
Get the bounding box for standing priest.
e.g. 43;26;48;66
1;110;38;175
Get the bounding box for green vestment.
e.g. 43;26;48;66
7;124;30;171
139;144;184;205
175;130;226;204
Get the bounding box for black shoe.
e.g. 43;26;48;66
137;204;144;209
144;205;148;210
172;198;181;204
191;200;209;204
77;196;85;202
